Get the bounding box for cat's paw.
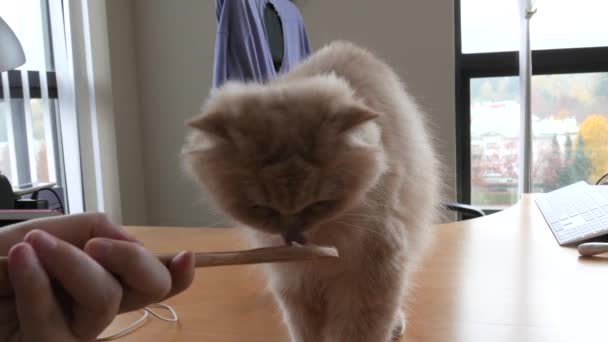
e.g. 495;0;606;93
389;311;406;342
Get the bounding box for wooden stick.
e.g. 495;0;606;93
0;244;339;269
160;244;339;267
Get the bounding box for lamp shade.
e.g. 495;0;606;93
0;16;26;72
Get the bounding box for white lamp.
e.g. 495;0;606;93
0;16;24;209
0;16;26;72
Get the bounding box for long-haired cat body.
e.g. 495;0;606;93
184;41;440;342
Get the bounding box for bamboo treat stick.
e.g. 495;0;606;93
159;244;339;267
0;244;339;270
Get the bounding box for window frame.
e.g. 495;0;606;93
454;0;608;209
1;0;124;222
1;0;75;215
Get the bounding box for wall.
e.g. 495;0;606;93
298;0;456;205
130;0;456;226
105;0;148;225
133;0;219;226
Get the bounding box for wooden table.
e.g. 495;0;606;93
103;195;608;341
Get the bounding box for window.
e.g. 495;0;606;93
461;0;608;53
456;0;608;210
1;0;67;209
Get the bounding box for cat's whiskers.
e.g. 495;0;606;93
339;213;384;222
202;218;231;228
360;200;392;210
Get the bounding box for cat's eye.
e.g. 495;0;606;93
251;204;279;217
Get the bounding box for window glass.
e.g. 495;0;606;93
470;73;608;207
0;101;14;183
531;73;608;192
1;0;64;189
461;0;608;53
470;77;520;208
31;98;50;182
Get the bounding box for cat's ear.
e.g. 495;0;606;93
332;104;379;133
186;112;230;141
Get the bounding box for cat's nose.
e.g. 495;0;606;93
279;216;307;245
282;229;306;245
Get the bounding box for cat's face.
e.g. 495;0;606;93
184;76;386;242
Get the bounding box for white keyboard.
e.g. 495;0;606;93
535;182;608;245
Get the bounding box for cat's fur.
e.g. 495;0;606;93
183;41;440;342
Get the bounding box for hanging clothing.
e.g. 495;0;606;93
213;0;311;88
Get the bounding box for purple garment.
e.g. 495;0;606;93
213;0;311;87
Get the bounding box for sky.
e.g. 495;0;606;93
461;0;608;53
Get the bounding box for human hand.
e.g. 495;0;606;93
0;213;195;342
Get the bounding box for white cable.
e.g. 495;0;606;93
145;303;179;322
96;303;179;341
96;310;149;341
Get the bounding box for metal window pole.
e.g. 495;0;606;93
518;0;536;194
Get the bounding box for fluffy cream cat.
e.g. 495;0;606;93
183;41;440;342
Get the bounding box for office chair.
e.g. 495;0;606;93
444;201;485;220
446;171;608;221
597;172;608;185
